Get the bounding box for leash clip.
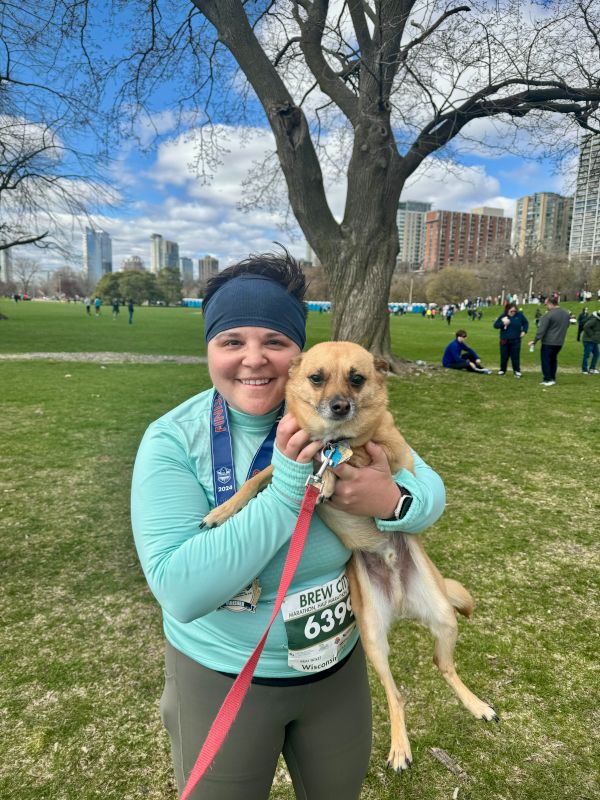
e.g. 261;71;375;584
306;453;332;492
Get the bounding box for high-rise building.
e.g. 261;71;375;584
513;193;573;256
121;255;146;271
0;247;13;283
180;257;194;281
423;208;512;271
163;240;179;270
150;234;163;273
83;228;112;284
569;135;600;264
150;234;180;272
396;201;431;271
199;255;219;284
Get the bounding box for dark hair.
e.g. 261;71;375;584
203;246;308;319
455;329;467;338
504;302;517;313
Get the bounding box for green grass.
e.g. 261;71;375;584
0;297;594;370
1;302;599;799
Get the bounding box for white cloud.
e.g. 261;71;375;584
401;160;504;212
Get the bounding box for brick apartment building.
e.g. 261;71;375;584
423;208;512;271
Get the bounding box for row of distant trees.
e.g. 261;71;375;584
306;253;600;306
3;257;599;308
0;263;186;306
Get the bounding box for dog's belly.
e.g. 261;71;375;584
316;503;383;552
317;504;422;618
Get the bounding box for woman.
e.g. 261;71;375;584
493;301;529;377
131;250;446;799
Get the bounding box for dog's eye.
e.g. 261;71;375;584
308;373;323;386
349;374;365;388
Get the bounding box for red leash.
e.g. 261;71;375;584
180;480;322;800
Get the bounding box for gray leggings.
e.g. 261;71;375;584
160;640;372;799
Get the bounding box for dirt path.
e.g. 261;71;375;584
0;352;207;364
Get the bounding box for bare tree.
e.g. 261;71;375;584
425;268;481;305
0;5;113;257
5;1;600;365
12;258;40;295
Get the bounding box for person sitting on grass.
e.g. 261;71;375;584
442;329;492;374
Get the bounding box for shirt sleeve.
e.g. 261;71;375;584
534;313;548;342
131;422;313;623
375;448;446;534
463;344;479;361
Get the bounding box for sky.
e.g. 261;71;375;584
71;121;576;277
19;1;584;277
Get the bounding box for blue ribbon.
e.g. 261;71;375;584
210;391;283;506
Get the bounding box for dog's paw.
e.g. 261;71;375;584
200;508;226;529
470;698;499;722
480;703;500;723
386;746;413;773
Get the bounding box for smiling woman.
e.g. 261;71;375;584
130;248;445;799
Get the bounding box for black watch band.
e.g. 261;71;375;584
387;484;413;521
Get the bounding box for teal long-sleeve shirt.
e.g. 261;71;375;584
131;388;446;677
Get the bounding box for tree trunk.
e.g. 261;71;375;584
315;109;405;370
324;227;401;369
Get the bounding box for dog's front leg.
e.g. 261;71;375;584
201;466;274;528
348;555;413;772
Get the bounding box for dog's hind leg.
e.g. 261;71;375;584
347;555;413;773
402;541;498;722
430;608;498;721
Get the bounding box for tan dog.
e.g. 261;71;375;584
203;341;497;771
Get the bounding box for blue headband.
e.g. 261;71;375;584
203;274;306;349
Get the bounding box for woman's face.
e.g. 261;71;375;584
207;326;301;415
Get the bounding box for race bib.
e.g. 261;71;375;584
281;571;356;673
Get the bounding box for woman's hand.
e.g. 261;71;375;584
276;413;323;464
327;441;400;518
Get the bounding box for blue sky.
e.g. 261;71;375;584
82;121;574;277
21;2;580;275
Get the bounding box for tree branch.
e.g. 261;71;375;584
293;0;360;124
191;0;341;245
402;83;600;179
400;6;471;61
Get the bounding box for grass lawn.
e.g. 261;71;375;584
1;301;599;799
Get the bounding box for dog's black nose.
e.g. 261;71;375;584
329;396;351;418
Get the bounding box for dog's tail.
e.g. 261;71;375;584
444;578;474;618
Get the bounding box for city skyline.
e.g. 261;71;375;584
14;117;583;276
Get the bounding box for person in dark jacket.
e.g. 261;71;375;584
577;307;589;342
493;302;529;378
529;294;571;386
581;310;600;373
442;330;492;373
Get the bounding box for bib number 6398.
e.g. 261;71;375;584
304;597;353;640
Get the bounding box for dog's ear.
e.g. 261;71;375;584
288;353;304;376
373;356;389;375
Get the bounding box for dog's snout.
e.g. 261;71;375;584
329;395;351;418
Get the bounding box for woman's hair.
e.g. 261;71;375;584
455;329;467;338
504;302;518;313
203;246;308;319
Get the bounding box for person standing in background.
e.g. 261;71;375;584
581;310;600;374
529;295;571;387
127;299;134;325
493;302;529;378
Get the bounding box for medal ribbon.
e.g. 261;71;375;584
210;391;283;506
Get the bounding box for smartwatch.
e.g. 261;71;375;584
387;484;413;521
